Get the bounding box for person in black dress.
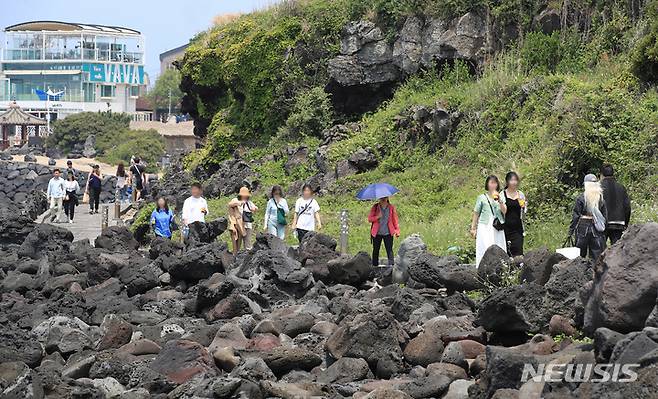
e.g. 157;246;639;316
502;171;527;257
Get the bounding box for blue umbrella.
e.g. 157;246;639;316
356;183;399;200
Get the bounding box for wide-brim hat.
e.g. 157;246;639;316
239;187;251;197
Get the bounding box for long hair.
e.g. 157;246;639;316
157;197;170;214
116;163;126;177
584;181;603;213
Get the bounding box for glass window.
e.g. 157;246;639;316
101;85;115;98
130;85;140;97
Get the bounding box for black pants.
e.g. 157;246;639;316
575;219;606;261
63;198;76;220
372;234;394;266
89;187;101;212
505;228;524;257
606;229;624;245
296;229;309;244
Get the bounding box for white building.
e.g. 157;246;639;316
0;21;148;121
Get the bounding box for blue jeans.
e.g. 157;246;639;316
119;186;129;202
267;223;286;240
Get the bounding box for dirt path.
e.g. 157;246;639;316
11;155;117;175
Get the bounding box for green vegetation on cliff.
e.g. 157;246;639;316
173;0;658;257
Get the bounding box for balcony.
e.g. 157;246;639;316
4;48;144;64
11;91;87;102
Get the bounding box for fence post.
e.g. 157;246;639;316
339;209;349;255
101;205;109;231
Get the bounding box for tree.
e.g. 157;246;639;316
147;68;184;112
47;111;131;151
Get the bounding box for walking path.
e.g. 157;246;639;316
40;203;131;244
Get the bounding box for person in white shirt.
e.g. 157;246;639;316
45;169;66;223
291;184;321;244
182;183;209;229
63;172;80;223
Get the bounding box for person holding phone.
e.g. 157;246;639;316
470;175;507;267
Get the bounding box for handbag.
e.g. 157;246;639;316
274;199;287;225
242;202;254;223
486;196;505;231
82;191;89;204
557;234;580;259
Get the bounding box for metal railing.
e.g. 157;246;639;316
3;48;143;63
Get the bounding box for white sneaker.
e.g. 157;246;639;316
69;219;73;224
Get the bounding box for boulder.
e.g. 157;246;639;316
163;241;226;282
260;347;322;376
397;374;452;398
82;135;96;158
284;146;310;175
196;273;235;312
326;251;373;286
317;357;370;383
0;361;45;398
348;147;378;172
476;346;539;398
18;224;73;259
149;339;218;384
476;283;547;333
94;226;139;252
326;309;406;378
185;217;229;247
96;314;133;350
298;232;339;282
408;253;482;292
519;247;566;285
203;159;256;198
241;249;314;298
477;245;510;286
403;331;445;367
583;223;658;333
148;236;183;259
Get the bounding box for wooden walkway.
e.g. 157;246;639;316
40;203;130;244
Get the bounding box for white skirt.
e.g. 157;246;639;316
476;221;507;267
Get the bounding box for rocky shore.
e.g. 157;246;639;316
1;181;657;398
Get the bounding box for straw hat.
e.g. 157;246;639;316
239;187;251;197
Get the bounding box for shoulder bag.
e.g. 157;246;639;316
242;202;254;223
274;199;287;225
486;196;505;231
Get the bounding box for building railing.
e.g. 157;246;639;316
3;48;143;63
11;91;87;102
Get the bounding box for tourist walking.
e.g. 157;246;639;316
182;182;209;229
130;157;146;202
264;185;289;240
64;160;77;179
85;165;102;214
470;175;507;267
600;164;631;245
45;168;66;223
291;184;321;244
228;187;258;253
569;174;608;261
63;172;80;223
501;171;527;257
116;163;129;204
368;196;400;267
150;197;175;239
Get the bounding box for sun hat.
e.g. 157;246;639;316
239;187;251;197
584;174;598;184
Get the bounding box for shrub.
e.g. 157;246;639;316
520;32;562;74
631;0;658;83
97;129;166;173
278;87;333;139
47;112;131;151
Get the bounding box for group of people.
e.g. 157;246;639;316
470;165;630;266
143;164;631;268
44;157;149;224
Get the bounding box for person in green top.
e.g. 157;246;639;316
470;175;507;267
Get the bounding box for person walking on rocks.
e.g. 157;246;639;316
116;163;129;204
368;196;400;267
64;160;77;178
264;185;289;240
471;175;507;267
291;184;321;244
63;171;80;223
569;174;608;261
45;168;66;223
501;171;527;257
182;183;208;237
600;164;631;245
85;165;102;214
130;157;146;202
228;187;258;253
150;197;175;239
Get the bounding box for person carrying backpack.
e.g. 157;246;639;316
569;174;608;261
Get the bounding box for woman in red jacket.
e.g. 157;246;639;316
368;197;400;267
